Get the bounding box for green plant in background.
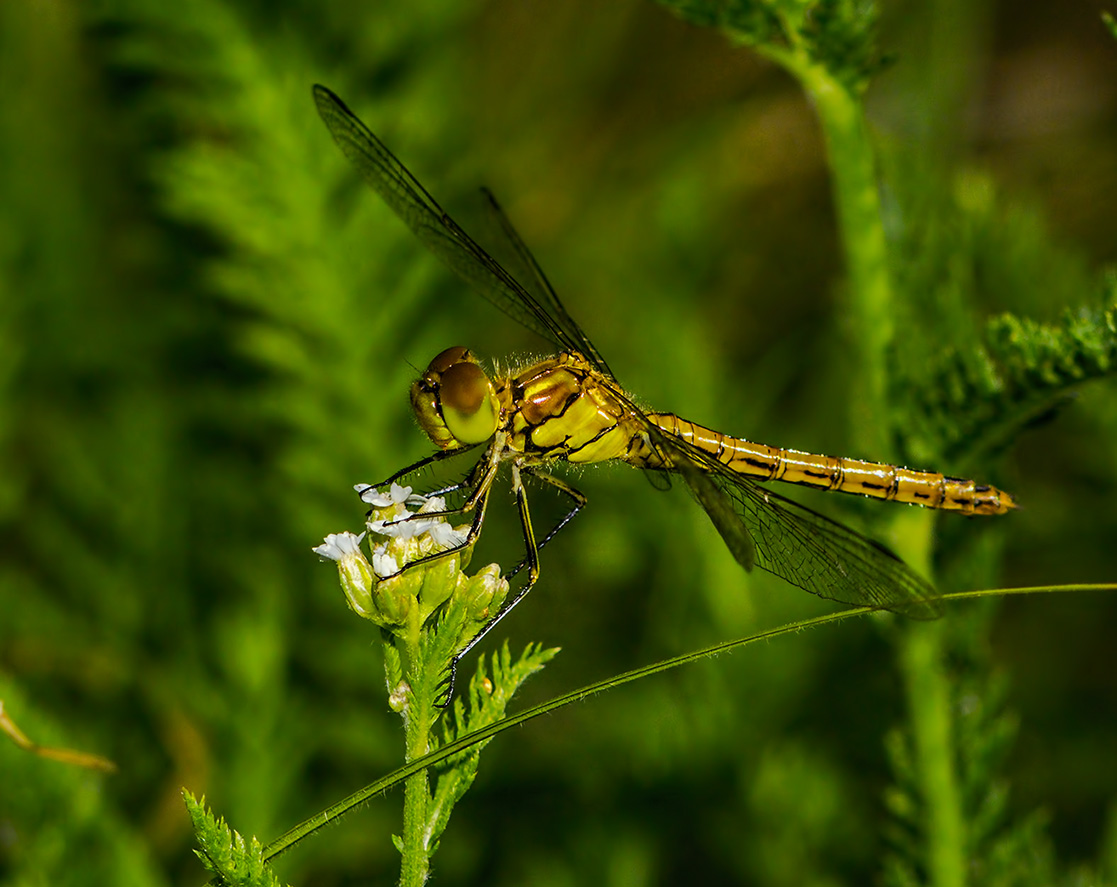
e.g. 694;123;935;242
2;0;1117;885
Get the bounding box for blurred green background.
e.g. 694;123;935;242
2;1;1116;884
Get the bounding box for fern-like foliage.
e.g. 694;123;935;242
883;160;1117;470
884;637;1105;887
910;300;1117;466
185;792;287;887
421;643;558;859
656;0;890;93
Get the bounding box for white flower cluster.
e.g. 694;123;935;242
314;481;507;640
356;482;469;577
312;483;470;574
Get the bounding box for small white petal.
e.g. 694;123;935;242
371;545;400;578
368;510;417;537
417;495;448;514
313;531;366;561
390;518;426;540
359;483;414;507
387;482;413;504
357;485;391;506
427;521;468;549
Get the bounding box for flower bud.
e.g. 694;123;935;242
312;532;378;620
460;564;510;633
320;485;505;645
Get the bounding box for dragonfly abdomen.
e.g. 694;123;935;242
647;412;1017;516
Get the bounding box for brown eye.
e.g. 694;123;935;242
440;360;499;444
441;362;488;413
427;346;471;375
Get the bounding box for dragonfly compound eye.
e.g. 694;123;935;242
411;347;498;449
439;360;499;445
427;345;472;375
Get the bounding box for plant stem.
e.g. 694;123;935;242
756;45;895;459
900;621;966;887
399;613;434;887
804;67;894;458
760;37;966;887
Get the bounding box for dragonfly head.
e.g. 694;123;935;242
411;346;500;450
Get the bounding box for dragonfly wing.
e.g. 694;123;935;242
671;446;757;571
726;477;941;619
478;188;614;378
658;430;941;619
313;85;582;356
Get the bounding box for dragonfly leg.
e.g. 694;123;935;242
511;462;541;585
436;463;585;705
357;445;479;503
376;478;475;531
503;467;587;580
382;450;496;524
379;454;500;579
417;479;471;499
375;438;506;568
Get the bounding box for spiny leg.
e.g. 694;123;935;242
377;428;500;515
359;440;504;582
504;467;587;580
358;444;477;498
381;452;496;525
437;465;586;704
437;462;538;705
377;455;501;577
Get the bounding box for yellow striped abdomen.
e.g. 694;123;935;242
644;412;1017;516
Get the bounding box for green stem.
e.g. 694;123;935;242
257;584;1110;870
399;615;434;887
758;45;895;458
921;0;993;162
757;33;965;887
805;67;894;458
900;621;966;887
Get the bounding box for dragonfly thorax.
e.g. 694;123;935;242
411;346;501;450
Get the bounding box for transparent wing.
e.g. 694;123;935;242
669;431;941;619
313;85;609;375
583;377;937;617
668;445;757;569
478;188;613;377
577;362;938;618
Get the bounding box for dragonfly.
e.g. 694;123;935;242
312;84;1016;687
